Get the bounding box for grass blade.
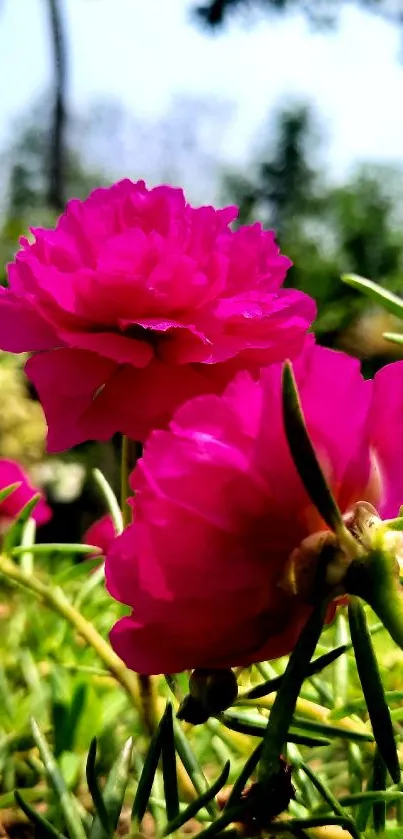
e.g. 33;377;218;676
298;762;360;838
173;717;217;817
338;789;402;808
383;332;403;345
333;613;349;709
356;748;388;834
14;791;68;839
90;736;133;839
291;716;373;743
161;703;180;822
242;644;348;700
372;751;387;834
132;705;168;826
92;468;123;535
164;761;230;835
0;482;21;504
30;717;87;839
3;494;41;552
226;742;262;809
19;517;36;575
342;274;403;319
192;804;247;839
86;738;111;836
348;597;400;783
220;711;330;747
11;543;102;556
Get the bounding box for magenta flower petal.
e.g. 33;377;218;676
0;459;51;527
26;349;117;451
0;179;315;449
106;341;403;675
369;361;403;518
83;514;116;556
0;289;58;352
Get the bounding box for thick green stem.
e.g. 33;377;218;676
345;549;403;651
0;555;141;711
258;601;326;787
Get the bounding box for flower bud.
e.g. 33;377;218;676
177;668;238;725
189;668;238;713
176;695;210;725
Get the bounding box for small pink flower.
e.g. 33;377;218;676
0;459;51;531
83;514;116;556
0;180;315;451
105;340;403;674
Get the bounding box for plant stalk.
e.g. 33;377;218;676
0;554;141;711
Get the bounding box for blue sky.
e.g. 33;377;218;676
1;0;403;188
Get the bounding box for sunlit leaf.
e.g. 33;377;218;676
342;273;403;319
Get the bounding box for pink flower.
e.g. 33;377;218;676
105;340;403;674
0;180;315;451
83;514;116;556
0;459;51;531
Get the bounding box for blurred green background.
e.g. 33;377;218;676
2;0;403;533
2;5;403;836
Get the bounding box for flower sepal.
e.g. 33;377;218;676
344;543;403;651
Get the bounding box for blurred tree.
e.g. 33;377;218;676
46;0;68;211
0;109;106;277
225;104;321;235
222;103;403;371
194;0;403;28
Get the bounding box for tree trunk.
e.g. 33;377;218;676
46;0;67;211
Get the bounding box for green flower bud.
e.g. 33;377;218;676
189;668;238;714
176;669;238;725
176;695;210;725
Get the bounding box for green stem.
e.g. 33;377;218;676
120;434;158;734
138;673;159;737
0;554;141;711
346;549;403;650
258;600;327;787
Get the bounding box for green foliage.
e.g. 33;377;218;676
222;104;403;374
2;516;403;837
